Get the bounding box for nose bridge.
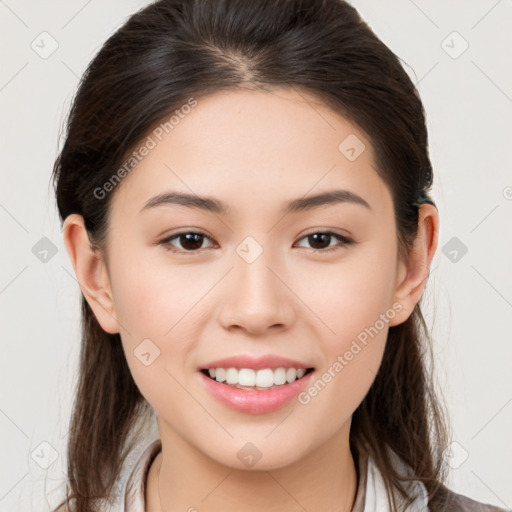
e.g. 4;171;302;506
218;235;294;333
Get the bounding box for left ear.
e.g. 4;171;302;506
388;203;439;327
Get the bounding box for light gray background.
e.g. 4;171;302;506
1;1;511;510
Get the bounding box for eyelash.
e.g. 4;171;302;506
158;230;355;255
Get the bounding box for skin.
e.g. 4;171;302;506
63;86;439;512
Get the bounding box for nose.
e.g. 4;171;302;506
218;249;295;335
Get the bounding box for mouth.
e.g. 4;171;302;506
200;367;315;391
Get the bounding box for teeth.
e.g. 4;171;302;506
206;367;309;388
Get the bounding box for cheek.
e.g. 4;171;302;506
109;252;216;401
111;266;194;411
296;262;392;432
293;238;397;417
298;240;398;349
109;250;208;340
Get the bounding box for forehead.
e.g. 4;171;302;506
110;87;392;220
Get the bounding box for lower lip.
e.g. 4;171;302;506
198;370;314;414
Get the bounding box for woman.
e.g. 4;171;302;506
51;0;508;510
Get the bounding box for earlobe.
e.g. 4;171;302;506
388;204;439;327
62;214;120;334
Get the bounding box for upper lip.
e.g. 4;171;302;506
199;354;314;371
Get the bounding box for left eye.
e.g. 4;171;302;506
294;231;353;252
159;231;353;254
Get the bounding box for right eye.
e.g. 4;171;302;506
159;231;217;254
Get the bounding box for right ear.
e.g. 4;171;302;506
62;214;120;334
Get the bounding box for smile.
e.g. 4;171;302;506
198;367;316;414
201;367;314;390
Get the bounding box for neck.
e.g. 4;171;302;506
146;421;358;512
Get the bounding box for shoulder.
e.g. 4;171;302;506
436;484;510;512
382;445;509;512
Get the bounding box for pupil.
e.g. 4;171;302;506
309;233;330;249
181;233;203;250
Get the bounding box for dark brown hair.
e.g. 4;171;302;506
51;0;450;510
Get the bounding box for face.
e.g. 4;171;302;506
87;87;412;469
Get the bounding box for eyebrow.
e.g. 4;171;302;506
140;189;371;215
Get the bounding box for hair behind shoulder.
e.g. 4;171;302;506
51;1;449;510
